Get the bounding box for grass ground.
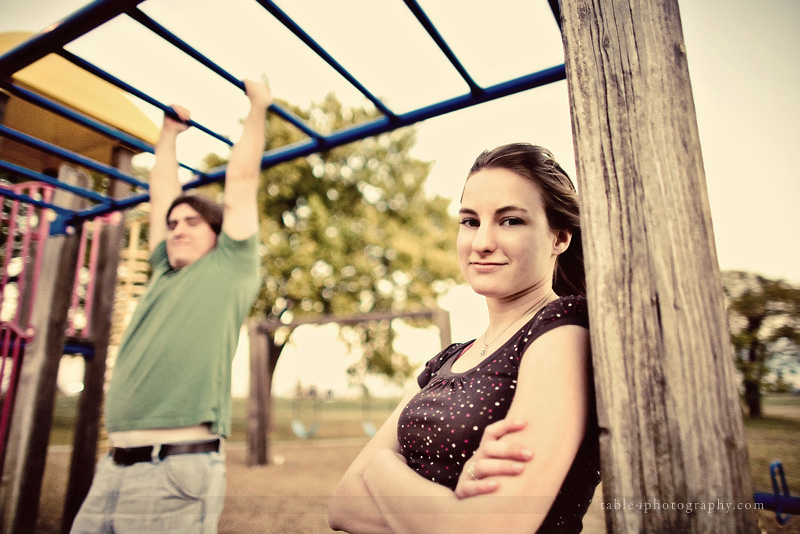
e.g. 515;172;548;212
37;393;800;533
48;395;402;446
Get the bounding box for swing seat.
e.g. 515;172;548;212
361;421;377;437
291;419;320;439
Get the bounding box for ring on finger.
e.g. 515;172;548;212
467;462;477;481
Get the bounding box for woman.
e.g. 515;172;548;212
328;143;600;533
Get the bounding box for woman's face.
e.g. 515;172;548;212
457;167;566;300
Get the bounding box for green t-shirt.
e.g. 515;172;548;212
105;232;261;437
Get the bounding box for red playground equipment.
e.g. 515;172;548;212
0;180;112;476
0;182;53;476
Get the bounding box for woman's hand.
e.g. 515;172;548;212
454;418;533;499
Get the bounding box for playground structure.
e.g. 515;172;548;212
251;308;452;448
0;0;797;533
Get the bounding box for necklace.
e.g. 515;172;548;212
478;294;553;357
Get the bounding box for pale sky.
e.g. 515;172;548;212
3;0;798;397
1;0;797;281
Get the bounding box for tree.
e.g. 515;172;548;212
205;93;462;387
722;270;800;417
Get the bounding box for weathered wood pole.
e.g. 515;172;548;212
433;308;452;349
0;166;90;533
559;1;757;532
61;147;132;533
247;320;273;466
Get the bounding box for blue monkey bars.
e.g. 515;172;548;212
0;0;564;231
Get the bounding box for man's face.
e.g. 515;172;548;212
166;203;218;269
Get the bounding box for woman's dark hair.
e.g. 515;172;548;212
166;194;223;236
468;143;585;297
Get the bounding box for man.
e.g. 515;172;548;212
70;80;271;533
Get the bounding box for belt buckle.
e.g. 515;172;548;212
151;444;162;464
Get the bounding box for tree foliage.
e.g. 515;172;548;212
722;270;800;417
205;94;462;385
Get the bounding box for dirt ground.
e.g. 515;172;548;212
37;439;605;534
36;439;796;534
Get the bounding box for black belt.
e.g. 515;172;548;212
110;439;220;466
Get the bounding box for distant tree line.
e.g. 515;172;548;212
722;271;800;417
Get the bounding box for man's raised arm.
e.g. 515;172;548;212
148;105;191;252
221;79;273;240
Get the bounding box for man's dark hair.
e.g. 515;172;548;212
166;195;223;235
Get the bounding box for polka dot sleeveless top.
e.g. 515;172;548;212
397;295;601;533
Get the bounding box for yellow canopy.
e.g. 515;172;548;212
0;31;159;170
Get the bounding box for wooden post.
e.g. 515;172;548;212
247;319;271;466
61;147;132;533
559;1;757;532
433;307;452;350
0;166;90;533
